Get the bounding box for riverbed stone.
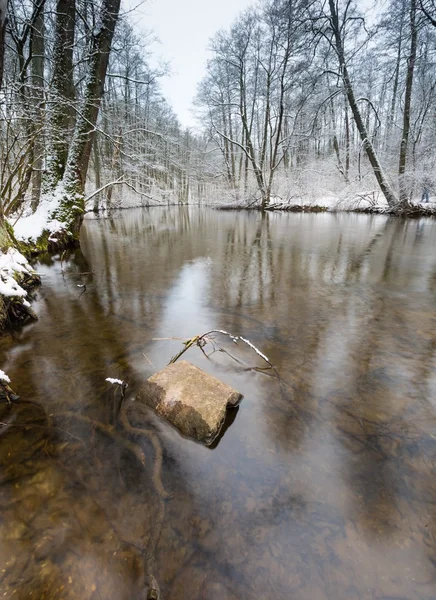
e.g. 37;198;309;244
136;360;242;445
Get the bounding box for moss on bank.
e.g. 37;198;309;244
17;228;80;257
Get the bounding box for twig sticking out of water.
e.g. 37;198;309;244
60;250;66;276
77;284;87;298
168;329;277;374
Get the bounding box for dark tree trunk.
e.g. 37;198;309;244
30;4;45;211
48;0;76;182
70;0;122;189
92;136;102;212
328;0;399;208
43;0;122;242
0;0;6;92
398;0;418;204
386;5;405;148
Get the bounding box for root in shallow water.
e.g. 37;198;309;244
54;411;147;466
119;401;170;500
0;377;169;600
53;399;168;598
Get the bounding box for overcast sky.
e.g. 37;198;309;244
125;0;253;129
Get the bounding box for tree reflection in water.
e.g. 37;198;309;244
1;208;436;598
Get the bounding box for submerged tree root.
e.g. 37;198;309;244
54;411;147;466
54;403;168;599
119;404;171;500
57;456;163;600
119;399;167;599
0;386;168;599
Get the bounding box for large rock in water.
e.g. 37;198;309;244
136;360;242;445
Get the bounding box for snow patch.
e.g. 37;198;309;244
0;248;34;298
0;370;11;384
11;184;69;243
105;378;126;386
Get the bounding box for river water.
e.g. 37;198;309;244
1;207;436;599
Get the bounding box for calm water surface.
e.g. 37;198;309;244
1;207;436;599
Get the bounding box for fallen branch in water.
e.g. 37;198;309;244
168;329;277;373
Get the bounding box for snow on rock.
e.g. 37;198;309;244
11;184;69;243
0;248;35;298
0;370;11;384
106;378;126;386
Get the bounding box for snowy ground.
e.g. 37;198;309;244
11;183;73;244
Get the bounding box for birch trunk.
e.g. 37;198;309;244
328;0;399;208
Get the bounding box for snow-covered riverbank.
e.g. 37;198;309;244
0;246;40;329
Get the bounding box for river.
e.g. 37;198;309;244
1;206;436;599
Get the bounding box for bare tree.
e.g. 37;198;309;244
325;0;400;208
44;0;122;239
0;0;6;91
30;0;44;210
398;0;418;203
420;0;436;25
47;0;76;182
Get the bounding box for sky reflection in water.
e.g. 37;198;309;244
1;208;436;599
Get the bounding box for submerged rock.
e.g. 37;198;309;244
136;360;242;445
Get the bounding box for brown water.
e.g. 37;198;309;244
1;207;436;599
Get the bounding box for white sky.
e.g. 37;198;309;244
124;0;253;129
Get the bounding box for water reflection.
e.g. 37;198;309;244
1;207;436;598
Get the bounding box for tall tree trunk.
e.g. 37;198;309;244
0;0;6;224
267;8;293;200
398;0;418;204
31;5;45;211
92;136;102;212
344;100;350;180
48;0;122;240
106;130;122;209
227;91;236;186
239;66;268;207
70;0;122;189
0;0;6;92
386;6;404;148
47;0;76;182
330;94;348;182
328;0;399;208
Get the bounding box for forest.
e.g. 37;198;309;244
0;0;435;247
2;2;436;599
